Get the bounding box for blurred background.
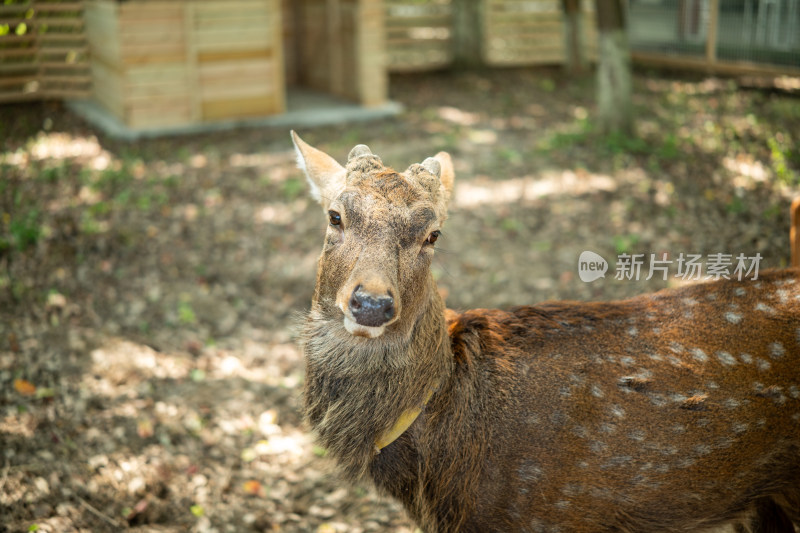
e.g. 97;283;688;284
1;0;799;531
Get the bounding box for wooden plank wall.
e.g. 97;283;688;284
484;0;568;66
0;0;90;104
294;0;386;107
191;0;284;121
85;0;284;130
385;0;453;71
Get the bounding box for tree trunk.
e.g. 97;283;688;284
595;0;633;136
562;0;585;74
452;0;484;69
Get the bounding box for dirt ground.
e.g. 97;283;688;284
1;68;799;533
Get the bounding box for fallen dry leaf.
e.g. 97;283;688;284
242;480;265;497
137;418;154;438
14;378;36;396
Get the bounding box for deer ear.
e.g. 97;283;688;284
291;130;346;210
431;151;455;198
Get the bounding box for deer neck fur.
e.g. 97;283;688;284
302;272;454;480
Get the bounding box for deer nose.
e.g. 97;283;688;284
349;285;395;327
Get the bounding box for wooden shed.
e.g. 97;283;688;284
82;0;387;133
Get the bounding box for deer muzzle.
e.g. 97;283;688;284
338;277;399;338
349;285;395;327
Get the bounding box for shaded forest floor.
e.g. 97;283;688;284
1;68;799;532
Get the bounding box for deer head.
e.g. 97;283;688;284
292;131;455;340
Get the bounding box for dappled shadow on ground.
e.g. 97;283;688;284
1;68;799;532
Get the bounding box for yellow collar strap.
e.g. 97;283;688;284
375;383;438;451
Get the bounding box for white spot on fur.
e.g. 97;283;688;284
691;348;708;363
789;385;800;399
755;302;775;313
756;357;771;371
732;422;749;434
599;423;617;434
610;405;626;419
667;355;683;367
627;326;638;336
776;289;789;303
628;430;645;441
694;444;712;456
734;287;746;296
739;353;753;364
724;398;741;409
769;342;785;359
591;385;604;398
343;316;385;338
716;351;737;366
724;312;742;324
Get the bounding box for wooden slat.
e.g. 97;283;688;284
37;61;89;69
0;34;37;44
125;63;189;85
0;91;38;103
198;57;274;78
194;14;271;30
30;2;85;12
29;17;85;27
41;88;90;99
0;4;34;16
192;27;273;48
0;63;38;74
37;46;89;55
0;48;37;58
0;75;36;86
201;94;279;120
198;48;273;63
38;33;87;42
200;80;273;101
39;74;91;83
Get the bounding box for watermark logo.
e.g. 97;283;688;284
578;250;609;282
578;251;762;282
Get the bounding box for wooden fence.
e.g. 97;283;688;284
385;0;597;71
0;0;90;103
385;0;453;71
484;0;597;66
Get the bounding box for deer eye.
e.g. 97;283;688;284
426;230;440;245
328;210;342;226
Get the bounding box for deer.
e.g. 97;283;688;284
291;131;800;533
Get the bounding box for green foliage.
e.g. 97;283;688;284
178;301;197;325
612;234;640;255
1;208;41;253
768;136;798;185
312;445;328;458
726;195;746;214
281;177;305;201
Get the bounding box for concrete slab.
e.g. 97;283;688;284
66;89;403;141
